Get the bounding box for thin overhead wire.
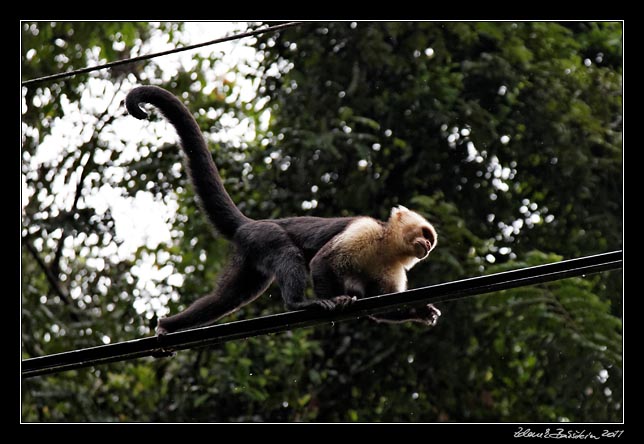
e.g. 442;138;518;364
21;21;302;87
21;250;622;379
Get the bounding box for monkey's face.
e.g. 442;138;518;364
390;206;437;260
410;225;436;259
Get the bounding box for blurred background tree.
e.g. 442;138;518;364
21;21;622;422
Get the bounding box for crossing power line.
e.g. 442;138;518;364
22;250;622;379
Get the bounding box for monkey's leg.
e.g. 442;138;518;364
369;304;441;326
157;254;272;335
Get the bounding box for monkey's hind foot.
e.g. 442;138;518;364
156;324;169;337
151;323;176;358
151;348;176;358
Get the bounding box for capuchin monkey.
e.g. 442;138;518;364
125;86;441;336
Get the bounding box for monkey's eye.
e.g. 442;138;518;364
422;227;433;242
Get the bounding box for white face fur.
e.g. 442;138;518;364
388;206;437;261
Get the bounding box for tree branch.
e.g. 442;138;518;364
23;238;80;322
50;83;122;281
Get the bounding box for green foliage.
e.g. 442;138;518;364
22;21;621;422
467;251;622;421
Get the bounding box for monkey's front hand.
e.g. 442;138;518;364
411;303;442;326
294;295;357;311
315;295;358;311
329;295;358;310
369;303;441;326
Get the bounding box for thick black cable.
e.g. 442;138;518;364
21;250;622;379
21;22;302;87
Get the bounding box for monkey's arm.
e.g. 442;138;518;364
307;245;359;310
369;304;441;326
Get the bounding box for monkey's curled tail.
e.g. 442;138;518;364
125;85;251;239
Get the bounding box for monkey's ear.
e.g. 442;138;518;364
390;205;410;219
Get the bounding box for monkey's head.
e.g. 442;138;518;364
387;206;437;261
